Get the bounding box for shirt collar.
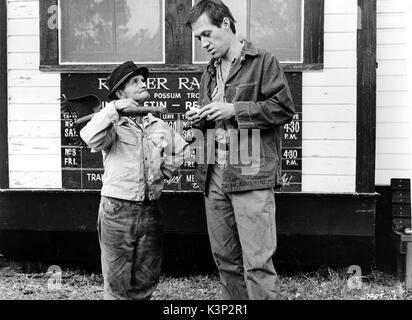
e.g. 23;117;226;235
207;41;258;74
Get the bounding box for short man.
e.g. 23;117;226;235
80;61;189;300
186;0;295;300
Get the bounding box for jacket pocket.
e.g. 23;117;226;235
117;126;138;145
233;82;258;102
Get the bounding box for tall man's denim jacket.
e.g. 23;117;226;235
80;102;188;202
194;41;295;194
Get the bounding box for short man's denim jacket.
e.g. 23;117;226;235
80;102;189;202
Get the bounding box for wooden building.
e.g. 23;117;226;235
0;0;410;268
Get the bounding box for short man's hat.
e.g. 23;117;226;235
107;61;149;101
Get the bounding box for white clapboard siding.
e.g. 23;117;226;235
377;91;408;107
8;53;39;70
303;69;356;87
378;30;407;45
303;87;356;105
378;45;408;60
8;35;39;53
377;123;410;139
378;0;408;13
376;0;410;186
9;137;61;155
8;18;39;36
8;70;60;87
9;155;61;172
302;0;357;192
377;12;406;29
304;123;356;140
8;121;60;139
7;0;61;189
7;1;39;19
303;140;356;158
377;107;410;123
8;87;60;104
9;172;62;189
323;51;356;69
377;75;408;91
324;33;356;51
9;104;60;121
303;158;356;176
302;176;355;193
302;105;356;122
377;138;411;154
377;60;408;76
376;154;412;170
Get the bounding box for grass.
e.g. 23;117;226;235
0;260;411;300
278;267;410;300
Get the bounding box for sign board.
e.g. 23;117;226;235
61;72;302;192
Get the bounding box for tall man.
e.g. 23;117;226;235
186;0;295;300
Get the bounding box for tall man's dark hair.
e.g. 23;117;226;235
185;0;237;34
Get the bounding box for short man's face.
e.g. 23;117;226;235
192;13;230;59
119;75;150;103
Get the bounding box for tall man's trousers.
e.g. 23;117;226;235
204;165;279;300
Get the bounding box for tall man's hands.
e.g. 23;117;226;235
199;102;235;121
186;102;235;124
186;107;202;125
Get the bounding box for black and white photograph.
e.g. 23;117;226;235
0;0;411;308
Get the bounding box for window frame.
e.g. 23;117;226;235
40;0;324;72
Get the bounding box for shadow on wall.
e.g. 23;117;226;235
0;226;396;276
0;231;216;275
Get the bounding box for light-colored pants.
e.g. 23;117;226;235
97;196;163;300
204;165;279;300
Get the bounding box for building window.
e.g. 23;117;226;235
193;0;304;64
40;0;323;72
60;0;165;64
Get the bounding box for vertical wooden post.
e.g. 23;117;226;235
303;0;324;66
406;242;412;290
165;0;193;65
356;0;377;193
40;0;58;67
0;0;9;189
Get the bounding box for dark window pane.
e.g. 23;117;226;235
250;0;303;62
193;0;303;63
115;0;164;62
60;0;164;64
60;0;115;61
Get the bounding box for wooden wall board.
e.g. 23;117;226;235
0;0;8;188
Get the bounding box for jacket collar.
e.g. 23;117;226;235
117;113;159;129
206;41;259;75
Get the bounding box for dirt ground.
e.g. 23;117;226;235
1;260;411;300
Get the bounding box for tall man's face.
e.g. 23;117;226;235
192;13;231;59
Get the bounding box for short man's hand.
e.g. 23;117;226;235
114;98;139;112
199;102;235;122
186;108;201;124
